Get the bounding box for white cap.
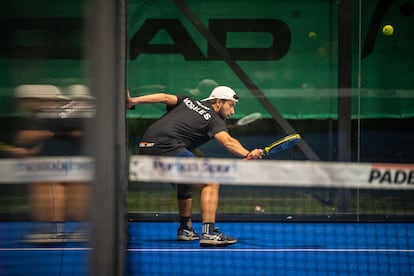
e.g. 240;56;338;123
201;86;239;102
14;84;69;100
65;84;95;100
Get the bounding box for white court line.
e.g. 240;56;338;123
1;248;414;253
129;248;414;253
0;247;91;251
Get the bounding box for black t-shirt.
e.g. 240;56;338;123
139;95;227;156
0;114;85;157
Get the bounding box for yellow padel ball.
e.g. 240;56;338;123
382;25;394;36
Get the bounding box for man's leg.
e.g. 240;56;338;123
200;183;219;226
176;184;199;240
200;183;219;236
178;197;192;218
175;150;198;240
199;183;237;247
30;182;65;223
25;182;66;243
65;182;90;242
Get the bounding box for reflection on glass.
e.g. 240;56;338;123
10;84;93;244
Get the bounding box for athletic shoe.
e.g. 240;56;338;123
199;228;238;247
177;227;200;241
23;233;66;244
67;231;89;242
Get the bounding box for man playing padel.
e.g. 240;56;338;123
127;85;263;247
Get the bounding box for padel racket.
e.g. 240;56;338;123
262;134;301;155
228;112;262;129
236;112;262;126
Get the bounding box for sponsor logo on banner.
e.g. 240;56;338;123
152;157;237;181
15;158;93;181
368;164;414;186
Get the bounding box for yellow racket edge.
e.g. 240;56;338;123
263;134;301;155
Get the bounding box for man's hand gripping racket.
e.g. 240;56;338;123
245;134;301;160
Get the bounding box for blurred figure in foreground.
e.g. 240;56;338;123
11;84;93;243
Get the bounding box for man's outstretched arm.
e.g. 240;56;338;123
214;131;262;159
126;90;178;109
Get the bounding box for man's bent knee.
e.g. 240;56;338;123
177;184;193;200
200;183;220;190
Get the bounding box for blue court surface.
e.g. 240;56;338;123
1;221;414;275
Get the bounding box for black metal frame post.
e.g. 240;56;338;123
88;0;127;274
337;0;353;212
